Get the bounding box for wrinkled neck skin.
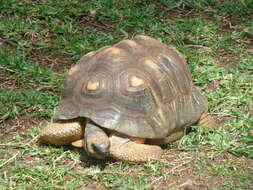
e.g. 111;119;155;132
84;120;110;159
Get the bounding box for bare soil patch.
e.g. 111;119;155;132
0;116;44;142
78;15;115;33
1;3;252;189
79;181;108;190
28;50;72;73
151;150;253;190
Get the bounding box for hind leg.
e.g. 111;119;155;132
146;130;184;145
197;113;217;128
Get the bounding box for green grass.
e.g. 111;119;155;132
0;0;252;189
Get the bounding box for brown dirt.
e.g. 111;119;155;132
0;71;44;91
28;50;72;73
0;36;17;48
1;6;252;190
78;15;115;33
25;16;116;74
216;15;253;68
214;45;248;69
79;181;108;190
220;15;243;30
0;72;18;89
149;149;253;190
0;116;45;142
1;116;252;190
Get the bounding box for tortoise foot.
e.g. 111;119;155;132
198;113;217;128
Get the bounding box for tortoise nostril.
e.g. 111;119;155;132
92;142;109;154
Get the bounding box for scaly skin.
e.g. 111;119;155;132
38;120;162;162
38;113;216;162
84;122;110;159
109;135;162;162
197;113;217;128
38;120;84;146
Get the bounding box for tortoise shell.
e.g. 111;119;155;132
54;35;208;139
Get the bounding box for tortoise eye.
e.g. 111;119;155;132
86;80;100;91
129;76;145;88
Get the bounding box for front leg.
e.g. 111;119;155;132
38;119;85;146
109;135;162;162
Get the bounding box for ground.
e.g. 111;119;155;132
0;0;253;189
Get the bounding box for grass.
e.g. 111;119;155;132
0;0;252;189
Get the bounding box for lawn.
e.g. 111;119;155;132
0;0;252;189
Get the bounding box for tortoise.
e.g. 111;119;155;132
38;35;215;162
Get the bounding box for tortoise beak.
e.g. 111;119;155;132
92;142;110;154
